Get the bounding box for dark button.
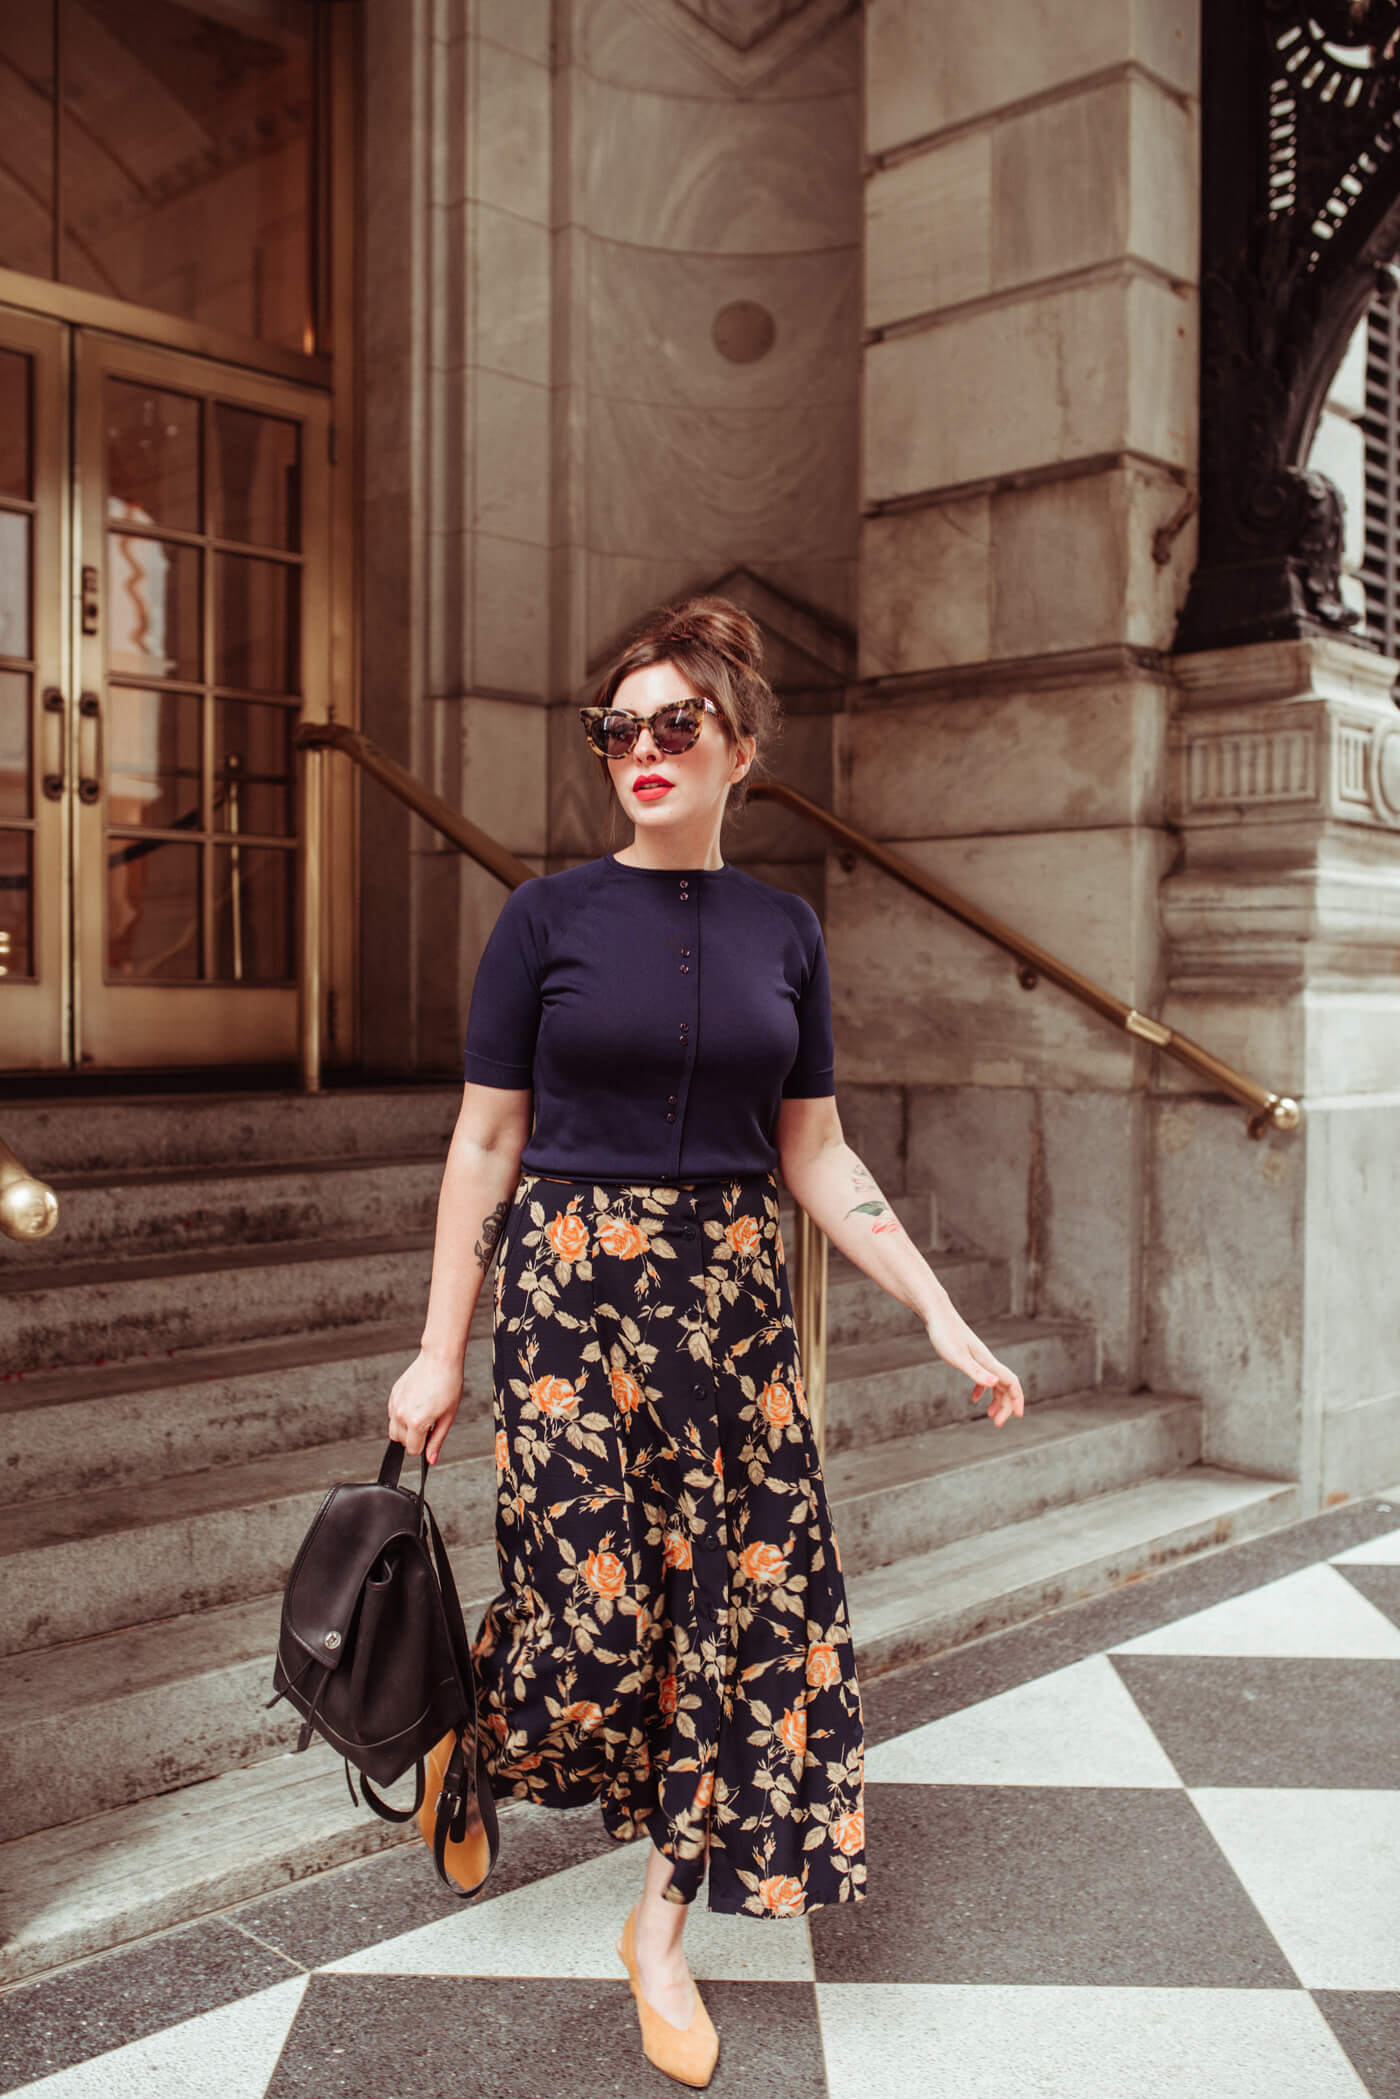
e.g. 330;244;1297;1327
667;1094;678;1106
680;947;691;957
665;1111;676;1123
693;1381;706;1395
680;964;690;974
702;1534;721;1552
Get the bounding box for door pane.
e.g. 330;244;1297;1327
107;533;201;682
0;669;30;820
61;0;315;354
215;554;299;694
106;382;201;533
214;842;292;982
215;701;292;837
108;836;200;980
0;5;55;281
0;512;31;660
0;351;33;501
214;406;300;551
108;687;200;830
0;830;33;978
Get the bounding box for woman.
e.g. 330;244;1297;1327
387;596;1025;2088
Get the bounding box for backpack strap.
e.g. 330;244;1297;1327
360;1758;427;1825
423;1505;500;1898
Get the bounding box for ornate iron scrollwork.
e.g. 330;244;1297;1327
1177;0;1400;651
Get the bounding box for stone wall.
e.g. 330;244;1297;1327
841;0;1200;1387
358;0;861;1071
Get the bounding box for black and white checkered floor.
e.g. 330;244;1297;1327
4;1494;1399;2099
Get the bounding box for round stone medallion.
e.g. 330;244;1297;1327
712;300;776;364
1376;725;1400;821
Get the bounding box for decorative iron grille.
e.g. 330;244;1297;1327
1363;292;1400;651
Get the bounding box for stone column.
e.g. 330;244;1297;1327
843;1;1200;1379
1153;637;1400;1505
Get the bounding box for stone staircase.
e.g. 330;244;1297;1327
0;1089;1299;1983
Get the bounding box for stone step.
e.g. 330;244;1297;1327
1;1190;956;1373
823;1390;1203;1574
0;1086;462;1178
0;1430;498;1659
0;1397;1199;1839
0;1317;1106;1653
0;1459;1304;1988
820;1316;1098;1451
846;1464;1303;1677
26;1156;446;1262
0;1257;1017;1507
0;1549;501;1846
2;1235;438;1372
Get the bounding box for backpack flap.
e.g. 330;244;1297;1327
280;1478;422;1673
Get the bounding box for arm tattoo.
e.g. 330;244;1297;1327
474;1197;511;1274
844;1157;906;1237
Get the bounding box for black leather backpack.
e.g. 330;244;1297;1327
268;1440;499;1898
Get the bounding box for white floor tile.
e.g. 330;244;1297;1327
865;1654;1183;1788
1190;1787;1400;1990
9;1977;308;2099
322;1831;814;1982
815;1982;1370;2099
1331;1524;1400;1565
1110;1563;1400;1658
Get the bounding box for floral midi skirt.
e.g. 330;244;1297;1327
469;1168;867;1918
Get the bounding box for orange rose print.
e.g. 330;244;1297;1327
546;1210;589;1262
561;1700;604;1734
777;1706;807;1758
663;1530;693;1569
739;1541;788;1584
758;1874;805;1916
725;1215;760;1256
658;1672;678;1716
757;1379;793;1425
598;1215;647;1259
583;1547;627;1598
494;1428;509;1471
775;1226;785;1266
793;1371;808;1417
805;1643;840;1688
529;1373;578;1418
694;1771;715;1810
610;1366;643;1418
832;1809;864;1855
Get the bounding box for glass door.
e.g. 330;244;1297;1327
0;312;330;1070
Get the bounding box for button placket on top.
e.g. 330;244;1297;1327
665;880;700;1168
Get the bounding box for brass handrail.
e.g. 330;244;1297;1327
748;780;1301;1140
1;1137;59;1242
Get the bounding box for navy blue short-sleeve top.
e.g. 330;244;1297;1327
463;853;836;1181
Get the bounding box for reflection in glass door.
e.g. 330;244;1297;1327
0;313;329;1070
74;333;328;1067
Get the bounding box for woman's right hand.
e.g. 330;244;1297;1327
388;1348;465;1464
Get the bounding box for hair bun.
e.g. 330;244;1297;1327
666;596;765;675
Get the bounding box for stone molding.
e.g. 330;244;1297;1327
627;0;850;88
865;57;1196;175
848;641;1173;714
1171;638;1400;837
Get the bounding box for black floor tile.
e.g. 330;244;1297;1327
807;1782;1298;1988
861;1496;1400;1750
1112;1656;1400;1788
231;1798;623;1971
265;1975;827;2099
1312;1991;1400;2099
0;1918;301;2089
1337;1565;1400;1635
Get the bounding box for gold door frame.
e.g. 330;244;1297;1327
0;309;70;1068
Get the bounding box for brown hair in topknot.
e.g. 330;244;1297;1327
588;594;783;824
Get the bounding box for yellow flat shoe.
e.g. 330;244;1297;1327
616;1901;719;2089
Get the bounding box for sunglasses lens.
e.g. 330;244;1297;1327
652;705;701;754
590;713;636;757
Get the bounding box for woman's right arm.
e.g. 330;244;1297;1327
387;1080;532;1463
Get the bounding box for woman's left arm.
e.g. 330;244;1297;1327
777;1095;1025;1428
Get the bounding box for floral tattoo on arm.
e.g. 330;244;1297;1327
844;1157;906;1237
474;1197;512;1273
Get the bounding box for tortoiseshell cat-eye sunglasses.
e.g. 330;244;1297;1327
578;692;722;760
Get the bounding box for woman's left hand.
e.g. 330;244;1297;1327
924;1293;1025;1427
